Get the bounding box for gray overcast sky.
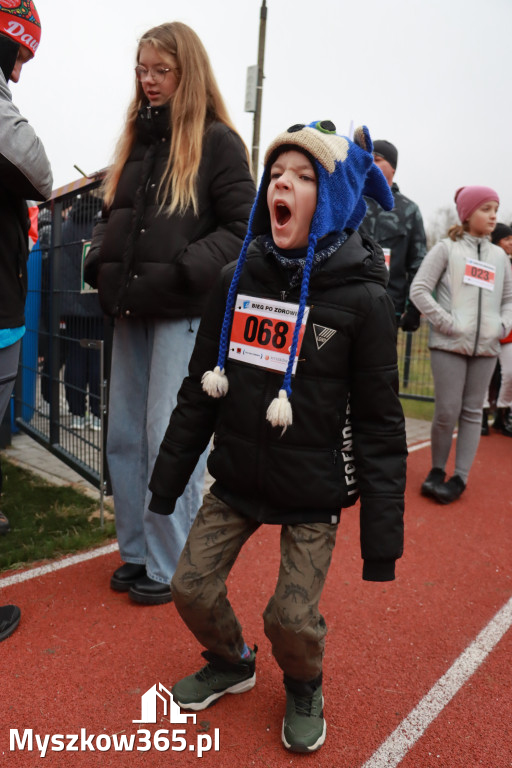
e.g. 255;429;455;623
12;0;512;230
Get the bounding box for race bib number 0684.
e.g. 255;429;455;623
228;294;309;374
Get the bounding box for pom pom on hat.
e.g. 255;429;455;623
266;389;293;434
201;366;229;398
454;186;499;224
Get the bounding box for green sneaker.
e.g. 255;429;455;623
282;684;326;752
172;648;257;711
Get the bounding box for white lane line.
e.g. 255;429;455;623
408;439;431;453
361;594;512;768
0;542;119;589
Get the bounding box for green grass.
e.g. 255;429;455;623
0;458;116;573
399;397;434;422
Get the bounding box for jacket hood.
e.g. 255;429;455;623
245;230;389;292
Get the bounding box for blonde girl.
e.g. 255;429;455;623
85;22;255;603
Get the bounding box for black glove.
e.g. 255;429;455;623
399;304;421;332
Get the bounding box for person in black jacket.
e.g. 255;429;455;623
60;194;103;430
361;140;427;331
0;0;52;637
84;22;255;605
148;121;407;753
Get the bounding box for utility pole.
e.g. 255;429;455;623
245;0;267;182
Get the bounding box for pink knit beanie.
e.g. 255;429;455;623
454;186;499;224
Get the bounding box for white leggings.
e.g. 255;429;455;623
430;350;497;483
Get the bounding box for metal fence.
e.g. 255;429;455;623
12;174;112;496
11;175;435;497
397;319;435;402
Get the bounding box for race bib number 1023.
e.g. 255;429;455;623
228;294;310;374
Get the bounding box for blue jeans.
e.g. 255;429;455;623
107;317;208;584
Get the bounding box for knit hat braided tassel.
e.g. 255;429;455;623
201;229;254;398
265;233;317;434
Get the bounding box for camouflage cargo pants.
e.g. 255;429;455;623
171;492;338;681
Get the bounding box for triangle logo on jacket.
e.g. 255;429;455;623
313;324;337;350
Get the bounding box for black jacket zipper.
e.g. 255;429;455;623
473;242;482;356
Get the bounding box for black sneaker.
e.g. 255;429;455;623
421;467;446;498
0;605;21;642
432;474;466;504
282;683;326;752
172;648;257;711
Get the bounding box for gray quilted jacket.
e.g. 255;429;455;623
410;234;512;356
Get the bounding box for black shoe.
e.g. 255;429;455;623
495;409;512;436
129;575;173;605
110;563;146;592
420;467;446;498
0;605;21;642
491;410;504;431
481;412;490;435
500;420;512;437
0;511;10;535
431;475;466;505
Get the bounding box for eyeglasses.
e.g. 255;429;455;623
134;65;179;84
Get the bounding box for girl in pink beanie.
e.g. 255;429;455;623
454;186;500;228
410;185;512;504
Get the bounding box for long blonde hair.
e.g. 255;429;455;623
102;22;247;215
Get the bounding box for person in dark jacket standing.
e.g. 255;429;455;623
481;223;512;436
84;22;255;605
148;121;407;753
361;139;427;331
60;194;103;430
410;187;512;504
0;0;52;637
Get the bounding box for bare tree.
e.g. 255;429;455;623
425;206;458;249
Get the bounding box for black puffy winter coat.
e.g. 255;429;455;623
361;183;427;315
84;105;255;319
149;231;407;581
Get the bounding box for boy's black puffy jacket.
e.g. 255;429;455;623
149;231;407;581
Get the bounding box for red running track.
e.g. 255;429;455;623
1;432;511;767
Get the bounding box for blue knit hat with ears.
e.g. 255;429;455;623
202;120;394;432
